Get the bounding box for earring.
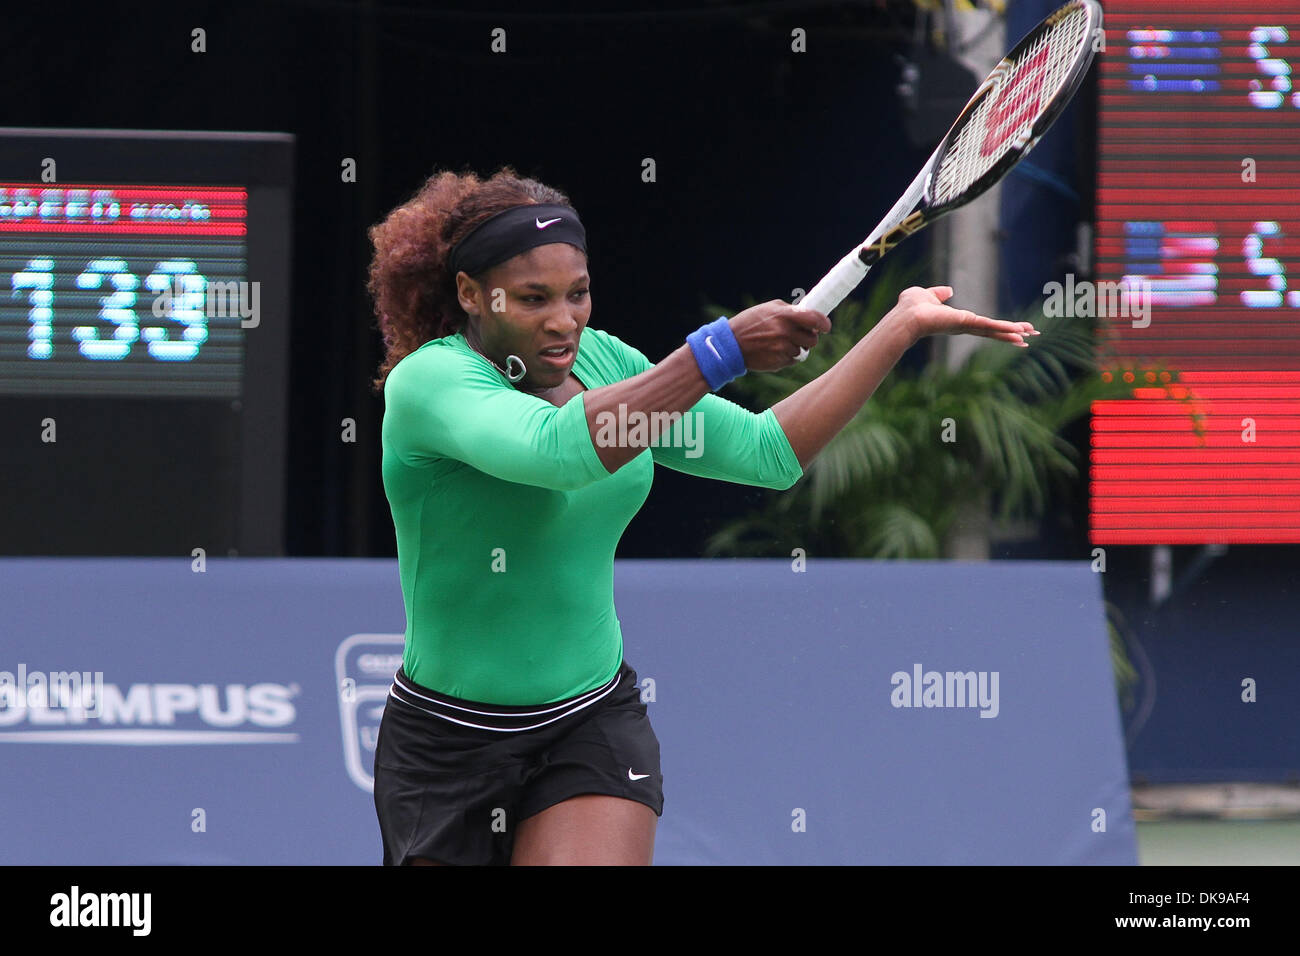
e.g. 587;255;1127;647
505;355;526;382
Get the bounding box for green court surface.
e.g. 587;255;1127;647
1136;820;1300;865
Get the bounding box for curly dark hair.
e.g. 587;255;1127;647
367;166;575;393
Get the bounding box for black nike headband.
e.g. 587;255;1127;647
448;202;587;278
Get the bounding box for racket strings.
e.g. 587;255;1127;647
931;4;1090;206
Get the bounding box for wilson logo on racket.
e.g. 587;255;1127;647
980;44;1054;158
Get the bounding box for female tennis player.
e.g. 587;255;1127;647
366;166;1036;866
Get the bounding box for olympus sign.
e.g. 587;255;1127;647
0;678;300;744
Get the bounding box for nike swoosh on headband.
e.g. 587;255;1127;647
536;217;562;229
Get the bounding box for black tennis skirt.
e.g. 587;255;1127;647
372;659;664;866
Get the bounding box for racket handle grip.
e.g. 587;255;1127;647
796;250;869;316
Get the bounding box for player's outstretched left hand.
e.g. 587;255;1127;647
889;285;1038;347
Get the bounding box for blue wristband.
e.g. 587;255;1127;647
686;317;747;391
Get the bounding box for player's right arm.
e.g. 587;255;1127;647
581;301;827;474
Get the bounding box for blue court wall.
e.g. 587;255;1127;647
0;558;1135;865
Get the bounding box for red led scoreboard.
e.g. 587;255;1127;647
1093;0;1300;545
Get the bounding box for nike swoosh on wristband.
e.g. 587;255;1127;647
705;335;723;361
536;217;562;229
628;769;650;781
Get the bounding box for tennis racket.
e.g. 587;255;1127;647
795;0;1103;338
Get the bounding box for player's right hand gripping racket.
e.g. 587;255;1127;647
795;0;1103;339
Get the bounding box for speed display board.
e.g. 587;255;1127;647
1093;0;1300;544
0;183;248;398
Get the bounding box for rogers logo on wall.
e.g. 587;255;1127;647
0;680;300;744
336;633;404;792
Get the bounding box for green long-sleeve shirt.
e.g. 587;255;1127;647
381;326;803;704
